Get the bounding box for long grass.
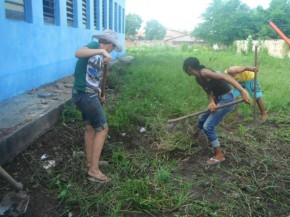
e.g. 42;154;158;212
108;45;290;131
30;45;290;217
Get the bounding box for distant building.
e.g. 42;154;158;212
0;0;126;102
164;29;204;45
126;28;205;47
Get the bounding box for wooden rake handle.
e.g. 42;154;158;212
101;62;108;98
0;166;23;191
168;99;244;123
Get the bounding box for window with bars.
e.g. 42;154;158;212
122;8;124;33
5;0;25;20
66;0;74;26
114;2;117;31
109;0;112;29
102;0;106;29
82;0;87;29
43;0;55;24
94;0;100;30
118;5;121;33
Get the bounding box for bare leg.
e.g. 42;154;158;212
256;98;267;122
87;127;109;181
207;146;225;165
230;97;239;121
213;146;225;161
84;124;94;167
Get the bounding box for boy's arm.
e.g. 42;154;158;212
226;66;258;76
75;46;110;59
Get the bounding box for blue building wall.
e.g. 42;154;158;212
0;0;126;102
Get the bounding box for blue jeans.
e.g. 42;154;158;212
72;89;107;132
197;92;235;148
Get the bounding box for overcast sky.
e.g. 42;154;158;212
125;0;271;31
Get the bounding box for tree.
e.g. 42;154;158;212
144;20;166;40
191;0;290;45
192;0;253;45
251;6;272;39
125;13;142;38
267;0;290;38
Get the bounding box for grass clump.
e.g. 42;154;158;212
61;100;82;123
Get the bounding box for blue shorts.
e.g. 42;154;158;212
233;79;263;99
72;89;108;132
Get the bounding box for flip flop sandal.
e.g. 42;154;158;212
207;157;225;165
87;174;110;183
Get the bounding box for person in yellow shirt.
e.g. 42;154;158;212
225;66;267;122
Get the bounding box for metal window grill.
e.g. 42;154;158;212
66;0;74;26
118;5;121;33
102;0;106;29
82;0;87;28
108;0;112;29
94;0;100;30
43;0;55;24
122;8;124;33
5;0;25;20
114;2;117;31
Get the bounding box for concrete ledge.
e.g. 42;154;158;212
0;103;67;165
0;76;73;166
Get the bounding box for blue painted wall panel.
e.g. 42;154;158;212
0;0;126;102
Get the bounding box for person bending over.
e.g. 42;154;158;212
183;57;251;165
225;66;267;122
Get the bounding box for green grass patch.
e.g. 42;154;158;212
30;46;290;217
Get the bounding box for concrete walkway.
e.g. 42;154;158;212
0;76;74;165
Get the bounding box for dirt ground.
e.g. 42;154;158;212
0;120;80;217
0;117;148;217
1;112;290;217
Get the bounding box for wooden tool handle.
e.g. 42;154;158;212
168;99;244;123
101;63;108;98
0;166;23;191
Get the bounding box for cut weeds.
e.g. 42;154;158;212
1;46;290;217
